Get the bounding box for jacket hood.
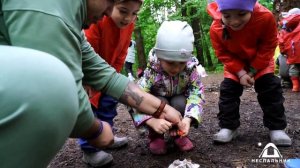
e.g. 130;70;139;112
207;2;222;20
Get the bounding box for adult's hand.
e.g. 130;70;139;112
159;104;183;125
119;82;182;126
82;119;114;148
157;104;186;133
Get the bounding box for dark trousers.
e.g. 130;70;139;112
125;61;134;76
92;94;118;127
218;73;287;130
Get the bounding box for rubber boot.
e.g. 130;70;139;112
174;136;194;151
291;76;300;92
148;129;166;155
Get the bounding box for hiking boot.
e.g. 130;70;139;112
174;136;194;152
213;128;238;143
149;137;167;155
82;151;113;167
107;136;128;149
269;130;292;146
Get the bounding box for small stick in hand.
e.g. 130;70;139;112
177;130;185;137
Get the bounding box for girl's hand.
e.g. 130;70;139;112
180;117;192;137
170;117;191;137
145;118;172;134
239;74;254;87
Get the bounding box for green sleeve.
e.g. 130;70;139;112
2;10;129;135
3;10;84;79
2;11;96;134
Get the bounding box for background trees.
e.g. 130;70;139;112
129;0;300;74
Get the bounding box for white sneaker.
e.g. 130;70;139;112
269;130;292;146
107;136;128;149
82;151;113;167
213;128;238;143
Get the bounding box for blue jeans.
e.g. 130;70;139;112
79;94;118;153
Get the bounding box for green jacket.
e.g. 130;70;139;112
0;0;129;138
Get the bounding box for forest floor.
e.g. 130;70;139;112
49;73;300;168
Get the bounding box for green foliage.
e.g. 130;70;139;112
135;1;159;59
213;64;224;73
259;0;274;11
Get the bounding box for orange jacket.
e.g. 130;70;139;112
278;14;300;64
84;16;134;107
207;2;277;81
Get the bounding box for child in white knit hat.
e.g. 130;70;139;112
130;20;205;155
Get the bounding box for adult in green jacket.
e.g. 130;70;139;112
0;0;183;167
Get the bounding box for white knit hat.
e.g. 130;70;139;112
154;20;194;62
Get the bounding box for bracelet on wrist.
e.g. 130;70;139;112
152;100;167;118
85;120;104;140
239;73;247;79
237;69;247;79
153;101;166;118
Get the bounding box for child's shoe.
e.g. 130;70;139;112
82;151;113;167
107;136;128;149
149;137;167;155
213;128;238;143
174;136;194;152
269;130;292;146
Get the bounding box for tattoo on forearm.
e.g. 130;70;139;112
120;83;143;107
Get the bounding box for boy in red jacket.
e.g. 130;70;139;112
80;0;143;167
207;0;291;146
278;8;300;92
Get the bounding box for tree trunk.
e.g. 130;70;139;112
134;26;147;70
190;7;205;66
201;27;214;67
181;0;187;16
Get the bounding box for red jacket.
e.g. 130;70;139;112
278;14;300;64
207;2;277;81
84;16;134;107
85;16;134;72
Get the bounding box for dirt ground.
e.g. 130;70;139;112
48;73;300;168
